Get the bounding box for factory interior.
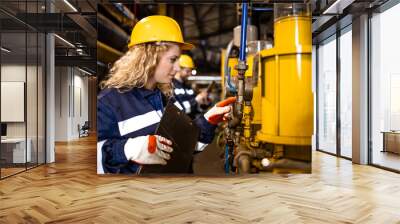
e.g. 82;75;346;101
1;0;400;222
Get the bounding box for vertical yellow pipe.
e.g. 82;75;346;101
257;6;313;146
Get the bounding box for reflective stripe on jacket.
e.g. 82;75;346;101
172;78;197;116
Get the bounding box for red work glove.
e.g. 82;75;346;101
124;135;173;165
204;97;237;125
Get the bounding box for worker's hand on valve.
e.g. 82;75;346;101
124;135;173;165
204;97;237;125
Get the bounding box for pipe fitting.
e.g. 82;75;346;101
233;150;252;173
235;60;248;77
237;154;251;173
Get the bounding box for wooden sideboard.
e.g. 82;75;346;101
382;131;400;154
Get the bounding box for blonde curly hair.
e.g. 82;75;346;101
100;42;174;96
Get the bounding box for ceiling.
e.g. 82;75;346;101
0;0;392;77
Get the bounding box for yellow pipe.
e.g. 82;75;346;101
97;41;123;64
243;104;252;139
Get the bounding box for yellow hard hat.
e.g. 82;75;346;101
179;54;195;69
128;15;194;50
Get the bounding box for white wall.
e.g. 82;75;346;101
55;66;69;141
55;67;89;141
1;65;26;139
1;65;37;137
72;73;89;138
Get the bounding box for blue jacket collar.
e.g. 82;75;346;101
135;87;161;99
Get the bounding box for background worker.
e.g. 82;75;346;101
97;15;235;174
173;54;209;119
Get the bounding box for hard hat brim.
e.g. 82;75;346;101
180;42;194;50
128;41;194;50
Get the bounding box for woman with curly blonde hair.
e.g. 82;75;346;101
97;15;235;174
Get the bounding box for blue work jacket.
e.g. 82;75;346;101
97;87;216;174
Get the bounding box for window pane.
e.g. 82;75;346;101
1;29;27;177
371;3;400;171
340;28;352;158
318;36;337;154
38;32;45;165
27;31;38;169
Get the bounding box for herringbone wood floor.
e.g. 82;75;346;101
1;135;400;223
